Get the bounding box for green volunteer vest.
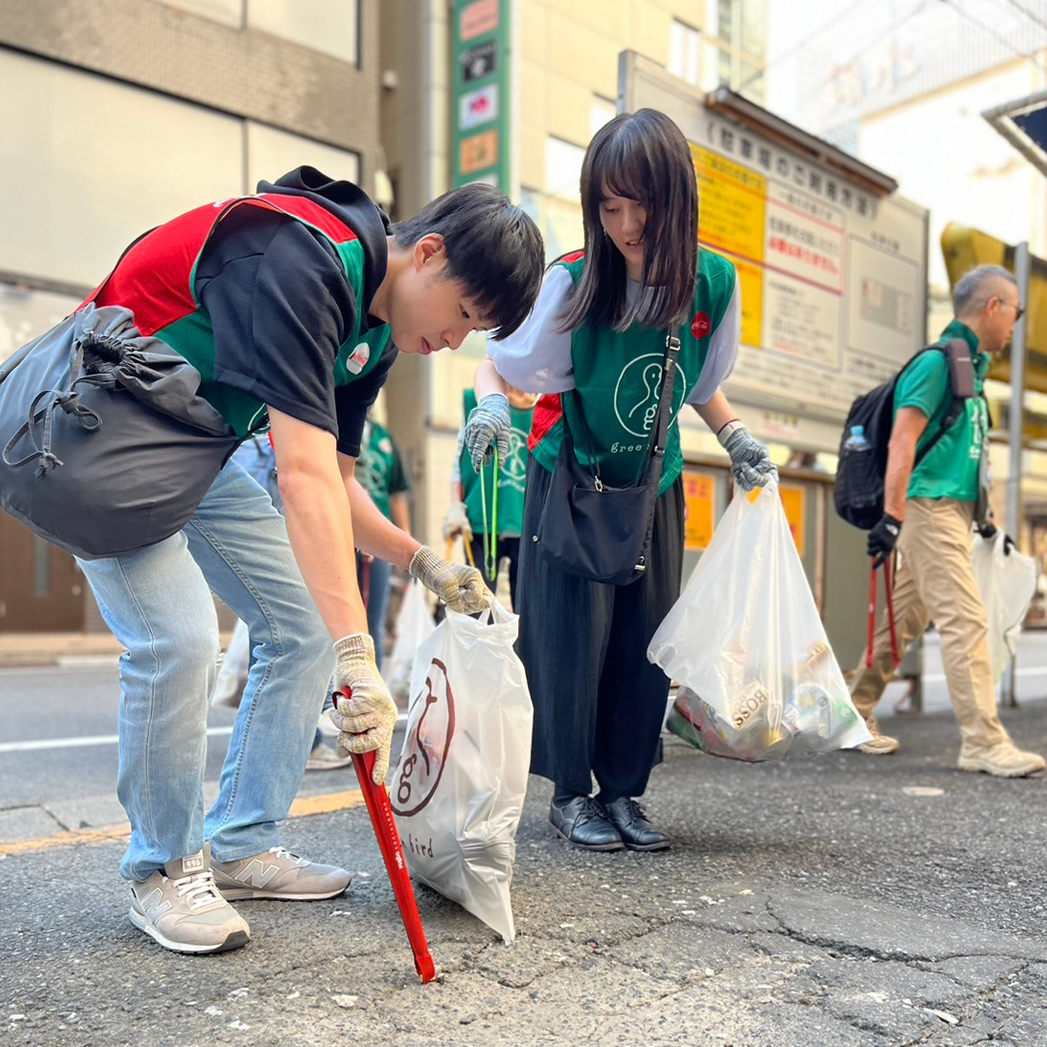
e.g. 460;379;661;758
897;320;990;501
460;389;532;537
163;211;389;437
356;412;404;520
531;249;737;493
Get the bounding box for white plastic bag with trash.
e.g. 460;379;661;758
972;532;1037;684
390;601;533;942
385;579;437;701
649;481;871;761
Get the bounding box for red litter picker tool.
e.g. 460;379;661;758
336;688;437;984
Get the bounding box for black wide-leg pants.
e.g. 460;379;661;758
516;461;684;799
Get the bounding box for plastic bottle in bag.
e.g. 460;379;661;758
842;424;870;453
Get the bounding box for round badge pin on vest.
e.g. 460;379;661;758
346;342;371;374
691;312;711;339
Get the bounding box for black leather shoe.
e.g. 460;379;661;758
601;797;671;852
549;796;624;851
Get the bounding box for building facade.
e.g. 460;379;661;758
0;0;380;631
378;0;768;550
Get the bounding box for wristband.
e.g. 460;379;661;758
716;419;746;447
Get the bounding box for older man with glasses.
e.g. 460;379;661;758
851;264;1044;777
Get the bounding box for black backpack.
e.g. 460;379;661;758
833;339;976;530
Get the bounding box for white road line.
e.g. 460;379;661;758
0;714;409;754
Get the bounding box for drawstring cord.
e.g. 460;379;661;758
2;335;115;476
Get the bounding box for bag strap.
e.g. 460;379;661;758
898;339;976;470
563;324;681;488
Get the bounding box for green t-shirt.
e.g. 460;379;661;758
356;418;408;520
894;319;990;501
460;389;532;537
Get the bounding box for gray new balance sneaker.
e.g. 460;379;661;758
129;845;251;955
212;846;351;901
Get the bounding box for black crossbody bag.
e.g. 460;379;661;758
534;327;681;586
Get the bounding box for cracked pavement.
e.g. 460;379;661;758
3;701;1047;1047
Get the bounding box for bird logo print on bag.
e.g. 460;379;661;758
391;658;456;817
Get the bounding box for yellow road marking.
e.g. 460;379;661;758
0;788;365;858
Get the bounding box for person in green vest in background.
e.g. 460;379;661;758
356;410;413;667
444;385;538;607
467;110;776;854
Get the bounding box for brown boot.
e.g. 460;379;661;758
857;715;900;755
958;740;1046;778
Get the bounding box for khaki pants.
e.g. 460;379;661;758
850;498;1008;752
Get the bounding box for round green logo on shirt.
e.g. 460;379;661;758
613;355;687;438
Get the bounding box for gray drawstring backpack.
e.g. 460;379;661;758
0;302;238;559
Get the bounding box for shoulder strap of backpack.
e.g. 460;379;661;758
911;339;975;468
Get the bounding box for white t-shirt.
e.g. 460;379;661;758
486;265;741;404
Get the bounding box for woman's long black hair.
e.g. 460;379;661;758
560;109;699;334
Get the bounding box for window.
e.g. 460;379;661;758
0;51;242;288
669;20;701;87
246;124;360;190
590;95;617;138
154;0;243;27
545;137;586;201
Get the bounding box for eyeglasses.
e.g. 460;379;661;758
985;296;1024;322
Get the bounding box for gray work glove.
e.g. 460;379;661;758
409;545;489;613
442;501;473;542
330;633;398;785
723;427;778;492
463;393;511;472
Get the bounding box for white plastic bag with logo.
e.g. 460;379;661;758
385;579;436;701
390;601;533;942
648;481;871;761
972;532;1037;684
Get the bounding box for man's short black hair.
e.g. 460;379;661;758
391;183;544;340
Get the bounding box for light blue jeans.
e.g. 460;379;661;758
78;461;334;881
356;552;393;672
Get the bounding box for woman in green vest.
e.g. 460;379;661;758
468;109;776;853
444;385;538;607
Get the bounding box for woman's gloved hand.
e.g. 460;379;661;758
463;393;511;472
409;545;489;613
330;633;398;785
721;424;778;492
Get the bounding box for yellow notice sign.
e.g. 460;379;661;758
691;144;766;265
779;483;806;557
745;483;807;556
683;473;716;550
733;257;763;349
691;143;765;346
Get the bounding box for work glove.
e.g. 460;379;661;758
409;544;490;613
722;426;778;491
977;521;1015;555
463;393;511;472
868;513;902;568
330;633;398;785
442;501;473;542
